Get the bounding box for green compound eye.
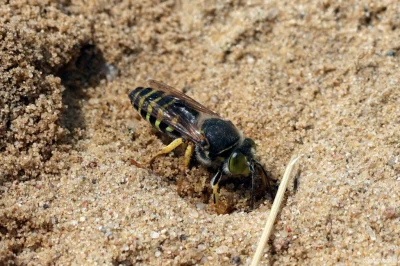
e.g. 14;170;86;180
228;152;250;175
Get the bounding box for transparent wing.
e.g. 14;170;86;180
147;79;219;116
147;79;220;145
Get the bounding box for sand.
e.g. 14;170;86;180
1;0;399;265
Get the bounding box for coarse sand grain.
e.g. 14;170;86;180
1;0;399;265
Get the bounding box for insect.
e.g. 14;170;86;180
128;79;271;208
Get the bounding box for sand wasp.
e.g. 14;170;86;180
129;79;271;207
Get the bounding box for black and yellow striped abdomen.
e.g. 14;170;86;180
129;87;178;136
129;86;200;138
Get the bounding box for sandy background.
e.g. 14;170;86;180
1;0;399;265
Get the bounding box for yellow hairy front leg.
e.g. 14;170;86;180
148;138;184;167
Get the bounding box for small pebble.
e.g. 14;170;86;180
155;251;161;257
387;157;398;167
230;256;241;264
150;231;160;239
189;210;199;218
366;226;376;241
211;95;219;103
383;207;397;219
196;203;206;210
216;245;229;254
386;49;396;57
51;217;58;224
247;55;255;64
103;63;118;81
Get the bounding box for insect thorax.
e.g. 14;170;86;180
196;118;242;167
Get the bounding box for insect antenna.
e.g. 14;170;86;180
248;163;255;209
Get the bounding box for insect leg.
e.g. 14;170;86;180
183;142;194;171
149;138;184;167
210;169;223;204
